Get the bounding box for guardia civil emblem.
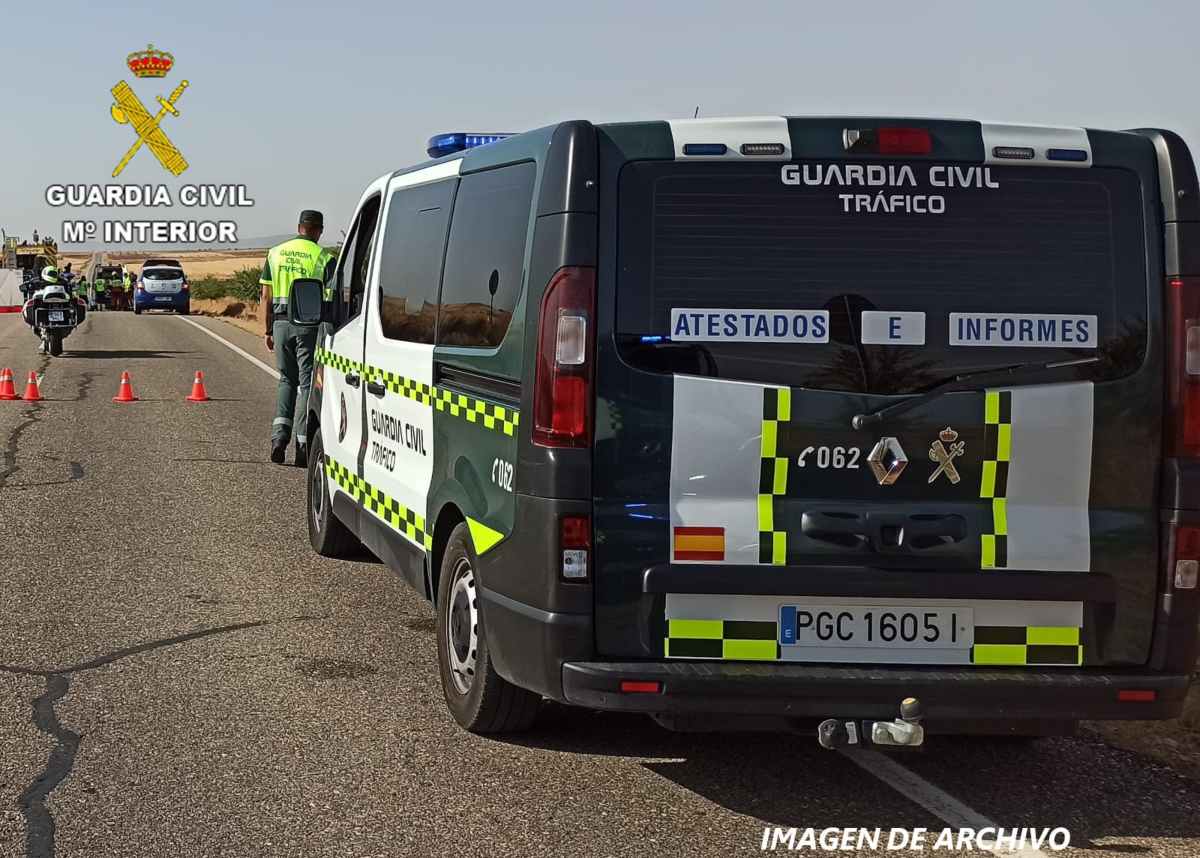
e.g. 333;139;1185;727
110;44;189;177
928;427;965;485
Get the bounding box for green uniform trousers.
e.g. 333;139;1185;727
272;320;318;447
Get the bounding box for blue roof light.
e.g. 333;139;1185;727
1046;148;1088;163
426;132;514;159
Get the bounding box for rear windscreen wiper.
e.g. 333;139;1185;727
850;356;1099;430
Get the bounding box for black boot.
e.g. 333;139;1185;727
270;440;287;464
294;443;308;469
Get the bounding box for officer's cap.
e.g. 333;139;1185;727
298;210;324;228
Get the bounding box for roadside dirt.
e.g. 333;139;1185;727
191;297;264;338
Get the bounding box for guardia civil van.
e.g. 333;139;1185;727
302;117;1200;742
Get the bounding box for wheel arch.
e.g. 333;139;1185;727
430;501;465;606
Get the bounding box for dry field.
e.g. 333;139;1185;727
61;248;266;277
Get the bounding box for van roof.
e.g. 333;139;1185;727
385;116;1160;182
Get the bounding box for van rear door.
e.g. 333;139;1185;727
593;119;1162;669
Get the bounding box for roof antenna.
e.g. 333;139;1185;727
693;106;700;118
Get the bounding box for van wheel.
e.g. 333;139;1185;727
307;434;361;558
436;523;540;733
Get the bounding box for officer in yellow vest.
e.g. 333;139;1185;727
260;210;336;466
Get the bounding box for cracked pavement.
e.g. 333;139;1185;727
3;311;1200;858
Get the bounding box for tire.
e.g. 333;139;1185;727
47;333;63;357
436;522;541;733
307;433;362;558
133;305;142;315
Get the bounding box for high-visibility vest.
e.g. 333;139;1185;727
94;279;106;293
261;237;334;306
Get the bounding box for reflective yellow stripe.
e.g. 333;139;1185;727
992;498;1008;536
668;619;723;639
996;423;1012;461
772;458;788;494
757;494;773;531
985;390;1000;424
980;460;997;498
972;644;1026;665
772;531;787;564
776;388;791;422
761;420;777;458
1026;626;1079;646
981;534;996;568
723;639;776;660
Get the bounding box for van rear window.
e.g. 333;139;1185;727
616;161;1148;393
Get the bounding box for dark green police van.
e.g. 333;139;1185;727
304;117;1200;743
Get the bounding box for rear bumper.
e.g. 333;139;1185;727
136;293;187;310
561;660;1190;722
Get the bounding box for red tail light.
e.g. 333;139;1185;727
1166;277;1200;456
1117;689;1156;702
533;267;595;448
560;514;591;580
844;126;933;156
878;127;933;155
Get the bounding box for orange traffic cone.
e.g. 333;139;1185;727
112;371;138;403
21;371;43;402
0;368;17;401
186;371;210;402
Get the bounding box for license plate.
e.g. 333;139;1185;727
779;604;973;649
48;311;64;322
155;296;171;302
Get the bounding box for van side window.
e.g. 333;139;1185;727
437;162;536;349
335;194;381;324
377;179;456;344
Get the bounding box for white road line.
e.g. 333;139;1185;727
844;750;1049;858
176;315;279;380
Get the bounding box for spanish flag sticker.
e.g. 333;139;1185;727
673;526;725;562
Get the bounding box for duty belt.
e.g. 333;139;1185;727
271;302;289;317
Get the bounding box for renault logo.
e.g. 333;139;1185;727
867;437;908;486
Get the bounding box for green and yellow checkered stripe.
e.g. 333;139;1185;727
971;625;1082;666
758;387;791;565
315;347;363;377
980;390;1012;569
367;367;435;406
315;351;518;438
324;455;433;551
434;388;519;437
665;619;780;661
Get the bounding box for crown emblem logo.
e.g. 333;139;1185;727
126;44;174;78
939;427;959;444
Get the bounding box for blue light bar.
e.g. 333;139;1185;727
426;132;514;159
640;335;667;343
1046;148;1088;162
682;143;728;157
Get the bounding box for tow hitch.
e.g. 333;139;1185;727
818;697;925;750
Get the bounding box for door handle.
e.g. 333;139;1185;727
366;379;387;397
344;373;361;388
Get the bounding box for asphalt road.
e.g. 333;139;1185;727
2;310;1200;858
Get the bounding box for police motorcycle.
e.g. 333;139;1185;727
21;266;86;357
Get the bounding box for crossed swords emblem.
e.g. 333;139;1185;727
927;427;966;485
109;79;190;177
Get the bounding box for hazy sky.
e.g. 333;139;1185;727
2;0;1198;247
